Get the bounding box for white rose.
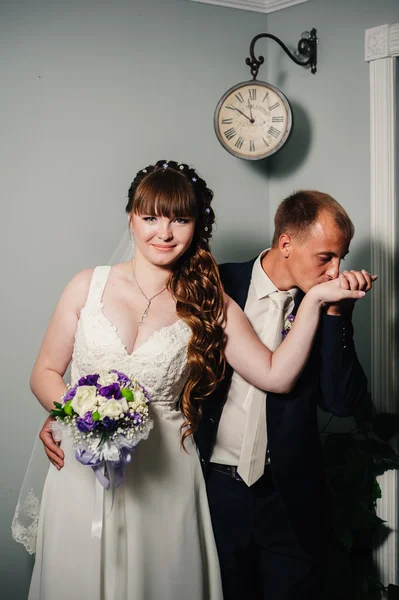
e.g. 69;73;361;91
98;398;129;420
133;390;146;404
70;386;98;416
98;371;119;387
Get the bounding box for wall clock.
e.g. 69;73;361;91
214;80;292;160
213;29;318;160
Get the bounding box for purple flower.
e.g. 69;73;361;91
76;419;88;433
63;385;77;403
99;383;122;400
139;384;151;404
110;370;131;386
131;412;143;425
281;314;296;340
102;416;117;432
78;374;100;387
76;412;97;432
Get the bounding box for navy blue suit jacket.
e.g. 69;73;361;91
195;259;368;553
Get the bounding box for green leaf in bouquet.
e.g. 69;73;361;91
64;400;73;416
50;409;65;418
53;401;63;409
121;388;134;401
92;411;100;422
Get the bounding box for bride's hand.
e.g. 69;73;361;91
325;269;377;314
39;415;64;470
308;271;376;305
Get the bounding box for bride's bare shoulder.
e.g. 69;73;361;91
59;268;97;312
68;267;96;290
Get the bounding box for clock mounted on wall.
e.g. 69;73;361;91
214;28;318;161
214;80;292;160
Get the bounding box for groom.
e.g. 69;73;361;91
195;190;371;600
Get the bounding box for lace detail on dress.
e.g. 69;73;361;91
71;266;192;412
11;489;41;555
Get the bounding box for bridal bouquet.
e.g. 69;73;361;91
51;370;153;489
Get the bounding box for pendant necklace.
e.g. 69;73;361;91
131;261;167;327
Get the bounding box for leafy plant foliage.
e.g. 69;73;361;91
322;394;399;599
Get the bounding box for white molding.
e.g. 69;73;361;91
187;0;310;15
366;23;399;61
389;23;399;57
365;25;390;61
366;23;398;586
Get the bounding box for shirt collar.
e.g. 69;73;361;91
251;249;299;301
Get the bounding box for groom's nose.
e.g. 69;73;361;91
325;259;340;279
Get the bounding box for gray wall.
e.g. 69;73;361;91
1;0;398;597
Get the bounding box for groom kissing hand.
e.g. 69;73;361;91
195;190;374;600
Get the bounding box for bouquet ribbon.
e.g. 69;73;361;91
75;448;133;539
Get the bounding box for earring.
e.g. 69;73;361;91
129;228;135;250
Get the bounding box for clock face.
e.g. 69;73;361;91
214;80;292;160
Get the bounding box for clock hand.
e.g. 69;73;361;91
247;99;254;122
232;106;252;122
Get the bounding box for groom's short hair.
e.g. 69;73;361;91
271;190;354;248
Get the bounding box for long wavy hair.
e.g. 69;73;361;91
126;159;226;448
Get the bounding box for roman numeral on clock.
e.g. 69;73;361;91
221;118;233;124
235;136;244;149
226;104;236;111
235;92;244;103
272;116;284;123
249;140;255;152
268;126;280;139
262;137;269;147
269;102;280;111
224;127;237;140
249;89;257;101
262;92;269;103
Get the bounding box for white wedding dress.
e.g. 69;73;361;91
28;266;223;600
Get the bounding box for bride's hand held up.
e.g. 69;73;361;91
306;269;377;307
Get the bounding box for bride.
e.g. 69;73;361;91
23;160;366;600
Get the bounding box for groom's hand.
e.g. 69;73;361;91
326;269;376;316
39;415;64;470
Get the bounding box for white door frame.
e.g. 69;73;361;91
365;23;399;586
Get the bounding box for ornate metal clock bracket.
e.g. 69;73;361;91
245;28;318;80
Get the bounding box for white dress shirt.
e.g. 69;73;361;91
211;250;298;466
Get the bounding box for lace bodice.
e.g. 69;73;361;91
71;266;191;412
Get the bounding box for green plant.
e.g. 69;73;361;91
322;394;399;600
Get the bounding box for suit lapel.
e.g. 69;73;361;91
293;289;304;315
225;259;255;310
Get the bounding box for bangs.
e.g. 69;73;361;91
133;169;197;218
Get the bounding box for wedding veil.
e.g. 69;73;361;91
11;228;135;554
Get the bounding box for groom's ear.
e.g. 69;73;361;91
279;233;293;259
